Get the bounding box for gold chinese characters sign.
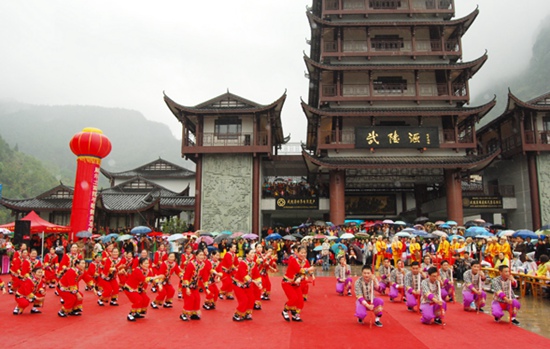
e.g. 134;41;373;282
463;197;503;209
355;127;439;148
276;197;319;210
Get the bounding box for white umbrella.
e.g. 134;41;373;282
0;228;12;234
327;236;339;240
167;233;185;242
382;219;394;224
340;233;355;239
499;230;515;237
301;236;313;240
395;232;411;238
431;230;448;238
394;220;407;226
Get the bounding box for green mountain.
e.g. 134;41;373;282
473;18;550;127
0;134;58;223
0;101;192;185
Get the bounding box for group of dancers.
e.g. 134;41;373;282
3;242;521;326
335;255;521;327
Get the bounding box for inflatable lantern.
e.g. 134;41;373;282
69;128;112;238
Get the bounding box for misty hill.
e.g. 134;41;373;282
473;18;550;127
0;101;192;185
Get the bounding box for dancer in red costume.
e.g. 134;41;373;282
58;259;90;317
260;247;277;300
123;257;162;321
232;248;262;321
203;249;223;310
281;245;315;322
151;243;168;292
180;250;207;321
220;243;238;300
152;252;181;309
43;247;59;288
13;266;45;315
9;247;27;295
97;247;121;306
178;244;195;299
118;250;134;289
87;253;103;296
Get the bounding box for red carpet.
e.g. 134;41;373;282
2;277;549;349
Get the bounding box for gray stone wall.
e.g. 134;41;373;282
483;157;531;229
201;154;252;232
537;153;550;226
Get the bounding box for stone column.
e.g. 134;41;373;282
194;156;202;230
527;153;541;230
444;169;463;225
252;156;260;234
329;170;346;225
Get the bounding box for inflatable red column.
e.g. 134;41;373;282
69;128;112;239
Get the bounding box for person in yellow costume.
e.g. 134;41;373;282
499;237;512;261
409;237;421;263
375;236;387;269
450;237;461;264
391;237;403;267
489;237;501;265
436;236;451;261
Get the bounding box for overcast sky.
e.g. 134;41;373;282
1;1;549;143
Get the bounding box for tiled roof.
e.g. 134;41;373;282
101;158;194;180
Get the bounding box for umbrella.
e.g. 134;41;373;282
340;233;355;239
395;232;411;238
197;236;214;245
355;232;369;238
131;226;152;235
447;234;465;241
382;219;394;224
314;234;327;239
214;234;231;244
464;226;489;237
327;235;338;240
313;220;326;227
473;218;486;224
220;230;232;235
513;229;539;239
298;223;310;229
464;220;478;227
431;230;448;238
292;233;303;239
195;229;207;235
393;220;407;226
242;233;259;240
283;235;297;241
167;233;185;242
91;234;101;239
351;245;364;261
439;223;451;229
411;230;428;237
0;227;12;234
498;230;515;237
101;233;119;243
148;232;164;237
207;246;218;252
76;231;92;238
199;232;213;237
230;232;244;239
435;220;445;225
475;235;490;239
301;236;313;240
445;220;457;226
265;233;282;241
210;232;221;236
535;229;550;236
413;224;425;230
331;243;348;254
117;234;132;242
313;245;323;251
414;217;429;223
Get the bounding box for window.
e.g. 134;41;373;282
543;116;550;131
373;76;407;94
215;117;241;139
370;1;401;9
371;35;404;51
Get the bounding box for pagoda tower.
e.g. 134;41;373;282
302;0;498;225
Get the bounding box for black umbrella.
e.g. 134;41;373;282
414;217;430;223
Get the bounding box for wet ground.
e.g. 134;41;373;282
276;264;550;339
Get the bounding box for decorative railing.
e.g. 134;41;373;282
525;130;550;144
320;130;356;144
442;130;474;144
323;0;453;12
184;131;268;147
321;83;467;98
323;39;459;54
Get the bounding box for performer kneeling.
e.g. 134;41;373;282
14;266;45;315
404;261;423;311
491;265;520;325
377;258;393;295
335;256;353;296
439;260;455;302
355;265;383;327
462;260;486;312
420;267;446;325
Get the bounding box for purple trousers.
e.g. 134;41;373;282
378;280;388;294
355;298;384;320
420;301;447;324
389;284;404;300
491;300;521;320
405;292;419;308
336;278;353;294
462;289;486;309
441;281;455;300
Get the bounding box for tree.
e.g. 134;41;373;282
161;217;187;235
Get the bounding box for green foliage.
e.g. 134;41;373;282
161;217;188;235
0;135;58;223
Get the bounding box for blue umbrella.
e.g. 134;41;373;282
513;229;539;239
447;234;465;241
411;230;428;237
313;245;323;251
439;223;451;229
131;226;152;235
76;231;92;238
331;243;348;254
220;230;232;235
265;233;282;241
464;226;489;237
446;220;458;226
101;233;119;243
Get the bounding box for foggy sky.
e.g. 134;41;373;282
1;0;549;143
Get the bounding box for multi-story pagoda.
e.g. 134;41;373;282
164;91;287;233
302;0;498;225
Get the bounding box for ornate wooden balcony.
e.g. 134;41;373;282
320;82;467;102
322;39;460;58
322;0;454;16
182;131;271;154
441;129;474;148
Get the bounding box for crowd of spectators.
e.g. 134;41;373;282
262;178;329;198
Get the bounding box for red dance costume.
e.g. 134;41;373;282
232;258;261;320
220;251;238;298
117;256;133;288
9;254;23;294
58;267;85;316
153;260;181;307
124;266;157;319
300;258;313;301
14;275;46;314
260;255;277;300
282;255;308;320
43;252;59;287
203;258;221;309
180;259;207;320
178;253;194;297
153;250;168;274
86;260;102;293
98;256;120;305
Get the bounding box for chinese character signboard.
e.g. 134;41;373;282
463;197;503;209
355;127;439;148
276;197;319;210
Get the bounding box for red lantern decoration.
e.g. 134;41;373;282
69;128;112;238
